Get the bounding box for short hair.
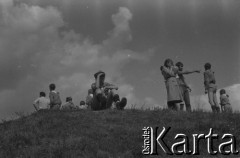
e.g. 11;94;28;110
94;71;105;79
80;101;85;105
66;97;72;102
40;92;46;97
220;89;226;95
176;62;183;67
164;59;173;67
204;63;211;70
49;83;56;91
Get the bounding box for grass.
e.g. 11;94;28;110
0;109;239;157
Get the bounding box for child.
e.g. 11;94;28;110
220;89;232;113
90;71;127;110
161;59;183;111
33;92;50;111
203;63;220;113
175;62;200;112
49;83;62;110
61;97;76;110
79;100;88;110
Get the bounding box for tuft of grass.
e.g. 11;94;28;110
0;109;239;157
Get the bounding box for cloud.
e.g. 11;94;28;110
0;2;152;118
191;84;240;112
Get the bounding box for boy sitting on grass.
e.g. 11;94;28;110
90;71;127;110
61;97;76;110
79;101;88;110
33;92;50;111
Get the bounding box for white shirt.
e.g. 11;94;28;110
33;97;50;110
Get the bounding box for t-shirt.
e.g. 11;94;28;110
204;70;216;89
33;97;50;110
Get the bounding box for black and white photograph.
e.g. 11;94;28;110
0;0;240;157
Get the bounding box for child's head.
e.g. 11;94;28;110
220;89;226;95
204;63;211;70
176;62;184;71
40;92;46;97
164;59;174;68
66;97;72;102
80;101;85;106
49;83;56;91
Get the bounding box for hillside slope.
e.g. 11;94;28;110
0;109;239;158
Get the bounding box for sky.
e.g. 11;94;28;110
0;0;240;118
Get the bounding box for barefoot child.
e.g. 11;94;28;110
203;63;220;113
49;83;62;110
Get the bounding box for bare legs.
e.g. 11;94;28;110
208;88;220;113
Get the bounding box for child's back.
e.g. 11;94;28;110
49;91;62;106
33;92;50;110
49;83;62;109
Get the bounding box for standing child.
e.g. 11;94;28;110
33;92;50;111
49;83;62;110
161;59;183;110
203;63;220;113
175;62;201;112
220;89;232;113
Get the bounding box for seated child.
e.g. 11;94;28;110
79;100;88;110
33;92;50;111
49;83;62;110
61;97;76;110
90;71;127;110
220;89;232;113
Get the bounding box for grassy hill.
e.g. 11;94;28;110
0;109;239;158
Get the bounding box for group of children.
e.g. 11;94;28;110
33;71;127;111
33;62;232;113
160;59;232;113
